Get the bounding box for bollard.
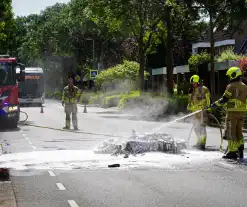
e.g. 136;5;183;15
83;104;87;113
40;105;44;113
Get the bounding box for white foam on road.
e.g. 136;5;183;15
0;149;223;170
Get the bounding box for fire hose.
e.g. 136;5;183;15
19;110;28;123
187;112;226;153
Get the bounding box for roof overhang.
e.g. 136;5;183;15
192;39;235;51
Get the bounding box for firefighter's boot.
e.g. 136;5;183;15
222;151;238;160
64;119;70;130
223;140;238;160
194;136;206;150
194;143;205;150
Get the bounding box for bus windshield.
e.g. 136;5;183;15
0;62;16;86
18;73;44;98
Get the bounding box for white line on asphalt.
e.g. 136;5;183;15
48;171;56;176
217;162;235;169
32;146;37;150
56;183;66;190
22;133;27;137
25;137;29;140
68;200;79;207
28;140;32;145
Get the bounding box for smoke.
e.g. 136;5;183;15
96;79;192;125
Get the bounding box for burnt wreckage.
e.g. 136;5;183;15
95;130;187;157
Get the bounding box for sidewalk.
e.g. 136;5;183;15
0;145;17;207
0;181;17;207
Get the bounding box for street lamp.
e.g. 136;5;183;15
86;38;95;69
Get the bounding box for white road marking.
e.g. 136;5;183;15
217;161;234;169
56;183;66;190
25;137;29;140
22;133;27;137
32;146;37;150
28;140;32;145
48;171;56;176
68;200;79;207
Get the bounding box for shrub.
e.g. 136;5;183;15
217;48;242;62
45;92;53;98
188;52;210;72
80;92;95;104
118;90;140;109
239;57;247;71
104;94;124;108
95;60;149;90
118;91;189;117
54;91;61;100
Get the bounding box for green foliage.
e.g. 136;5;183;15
217;48;243;62
188;52;210;72
80;92;101;104
118;90;140;109
0;0;15;54
53;91;61;100
95;61;149;90
45;92;53;98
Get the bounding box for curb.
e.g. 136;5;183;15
0;143;10;181
0;142;17;207
0;181;17;207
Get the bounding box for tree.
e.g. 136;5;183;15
155;0;202;95
89;0;166;91
0;0;15;54
189;0;247;99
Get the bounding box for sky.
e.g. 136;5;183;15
12;0;70;17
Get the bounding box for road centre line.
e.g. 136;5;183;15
68;200;79;207
56;183;66;190
48;171;56;176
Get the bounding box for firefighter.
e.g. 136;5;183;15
187;75;211;150
210;67;247;159
62;78;81;130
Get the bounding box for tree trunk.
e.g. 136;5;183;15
139;46;145;91
166;6;174;97
209;8;215;100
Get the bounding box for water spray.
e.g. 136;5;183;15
152;109;203;133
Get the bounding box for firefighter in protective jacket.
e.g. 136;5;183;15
62;78;80;130
210;67;247;159
187;75;211;150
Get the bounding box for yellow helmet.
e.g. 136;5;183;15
226;67;242;80
190;75;200;84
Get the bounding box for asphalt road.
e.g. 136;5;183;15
1;100;247;207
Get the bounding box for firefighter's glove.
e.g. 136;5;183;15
203;106;212;113
62;101;65;107
210;103;217;109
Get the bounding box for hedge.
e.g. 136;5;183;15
95;60;149;90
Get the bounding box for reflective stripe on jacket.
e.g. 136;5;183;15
215;81;247;112
187;85;211;112
62;85;80;104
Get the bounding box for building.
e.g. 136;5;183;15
151;20;247;94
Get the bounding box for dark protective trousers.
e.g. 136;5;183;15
64;103;78;128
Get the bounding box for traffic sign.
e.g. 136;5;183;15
75;75;81;82
90;70;98;79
